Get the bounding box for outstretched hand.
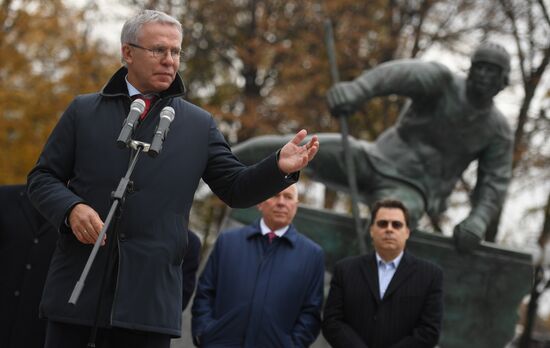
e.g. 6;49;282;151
278;129;319;175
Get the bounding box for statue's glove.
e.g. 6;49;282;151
326;81;365;117
453;215;486;252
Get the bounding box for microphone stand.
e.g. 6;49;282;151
68;140;151;347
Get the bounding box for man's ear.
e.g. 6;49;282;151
121;44;133;65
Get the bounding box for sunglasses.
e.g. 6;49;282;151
375;220;405;229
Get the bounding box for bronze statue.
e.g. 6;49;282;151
234;43;513;252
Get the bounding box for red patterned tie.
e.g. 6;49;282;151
133;95;157;120
267;231;277;244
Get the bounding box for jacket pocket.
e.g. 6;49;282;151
202;305;248;345
264;313;294;348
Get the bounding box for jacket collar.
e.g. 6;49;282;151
100;66;186;99
245;219;298;247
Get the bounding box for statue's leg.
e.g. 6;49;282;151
232;134;294;164
233;132;425;229
233;133;374;202
306;133;372;196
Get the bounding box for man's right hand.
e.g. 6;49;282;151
326;81;365;117
68;203;105;245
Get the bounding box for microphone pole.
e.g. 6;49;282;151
71;141;147;348
70;98;147;304
68;145;144;305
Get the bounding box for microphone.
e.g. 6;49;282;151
116;99;146;148
149;106;175;157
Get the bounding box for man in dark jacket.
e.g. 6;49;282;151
192;184;325;347
0;184;57;348
27;10;319;348
322;199;443;348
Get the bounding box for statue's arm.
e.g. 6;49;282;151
326;59;453;116
354;59;452;100
469;134;513;228
453;122;513;251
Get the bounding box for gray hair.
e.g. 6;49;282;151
120;10;182;45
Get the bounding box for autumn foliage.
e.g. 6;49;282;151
0;0;117;184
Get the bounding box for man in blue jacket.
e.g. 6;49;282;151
27;9;319;348
192;184;325;347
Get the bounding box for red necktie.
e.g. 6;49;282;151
133;95;157;120
267;231;277;244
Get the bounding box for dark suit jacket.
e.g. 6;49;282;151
182;230;201;310
322;251;443;348
0;185;57;348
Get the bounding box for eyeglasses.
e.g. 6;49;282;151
128;43;183;61
374;220;405;229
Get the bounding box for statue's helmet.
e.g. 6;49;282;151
471;42;511;81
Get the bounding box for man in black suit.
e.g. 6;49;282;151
322;199;443;348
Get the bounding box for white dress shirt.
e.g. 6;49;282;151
259;218;289;237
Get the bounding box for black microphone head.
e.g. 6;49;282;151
131;98;147;114
159;106;175;122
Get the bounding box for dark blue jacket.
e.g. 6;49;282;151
27;67;295;336
192;221;324;347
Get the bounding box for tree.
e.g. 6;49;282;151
0;0;118;184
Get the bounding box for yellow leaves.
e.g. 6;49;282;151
0;0;117;184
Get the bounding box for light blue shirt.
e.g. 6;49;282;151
125;76;159;99
126;76;141;97
376;252;404;299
